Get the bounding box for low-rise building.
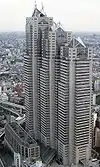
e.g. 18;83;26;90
5;122;40;161
22;160;43;167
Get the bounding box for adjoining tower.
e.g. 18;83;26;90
57;37;92;165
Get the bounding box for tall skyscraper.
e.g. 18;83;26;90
25;4;92;166
58;38;93;165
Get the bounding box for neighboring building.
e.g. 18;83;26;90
25;5;92;166
10;115;15;123
95;127;100;147
2;81;7;93
94;80;100;92
36;161;42;167
5;122;40;161
94;116;100;148
22;160;43;167
1;92;8;101
0;86;2;95
14;152;21;167
92;112;97;148
10;94;24;105
93;94;96;106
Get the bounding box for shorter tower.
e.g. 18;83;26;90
57;37;93;166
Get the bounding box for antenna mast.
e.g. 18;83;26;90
34;0;37;9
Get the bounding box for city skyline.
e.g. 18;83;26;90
0;0;100;32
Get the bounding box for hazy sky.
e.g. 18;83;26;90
0;0;100;32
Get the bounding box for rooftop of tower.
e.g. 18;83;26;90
32;8;45;17
32;1;46;17
68;36;86;48
76;37;86;48
31;2;86;49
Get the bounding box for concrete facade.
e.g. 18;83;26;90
25;6;92;166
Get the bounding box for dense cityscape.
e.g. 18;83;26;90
0;2;100;167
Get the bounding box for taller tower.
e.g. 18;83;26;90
25;5;56;147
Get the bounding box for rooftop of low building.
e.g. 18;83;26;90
6;122;37;148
